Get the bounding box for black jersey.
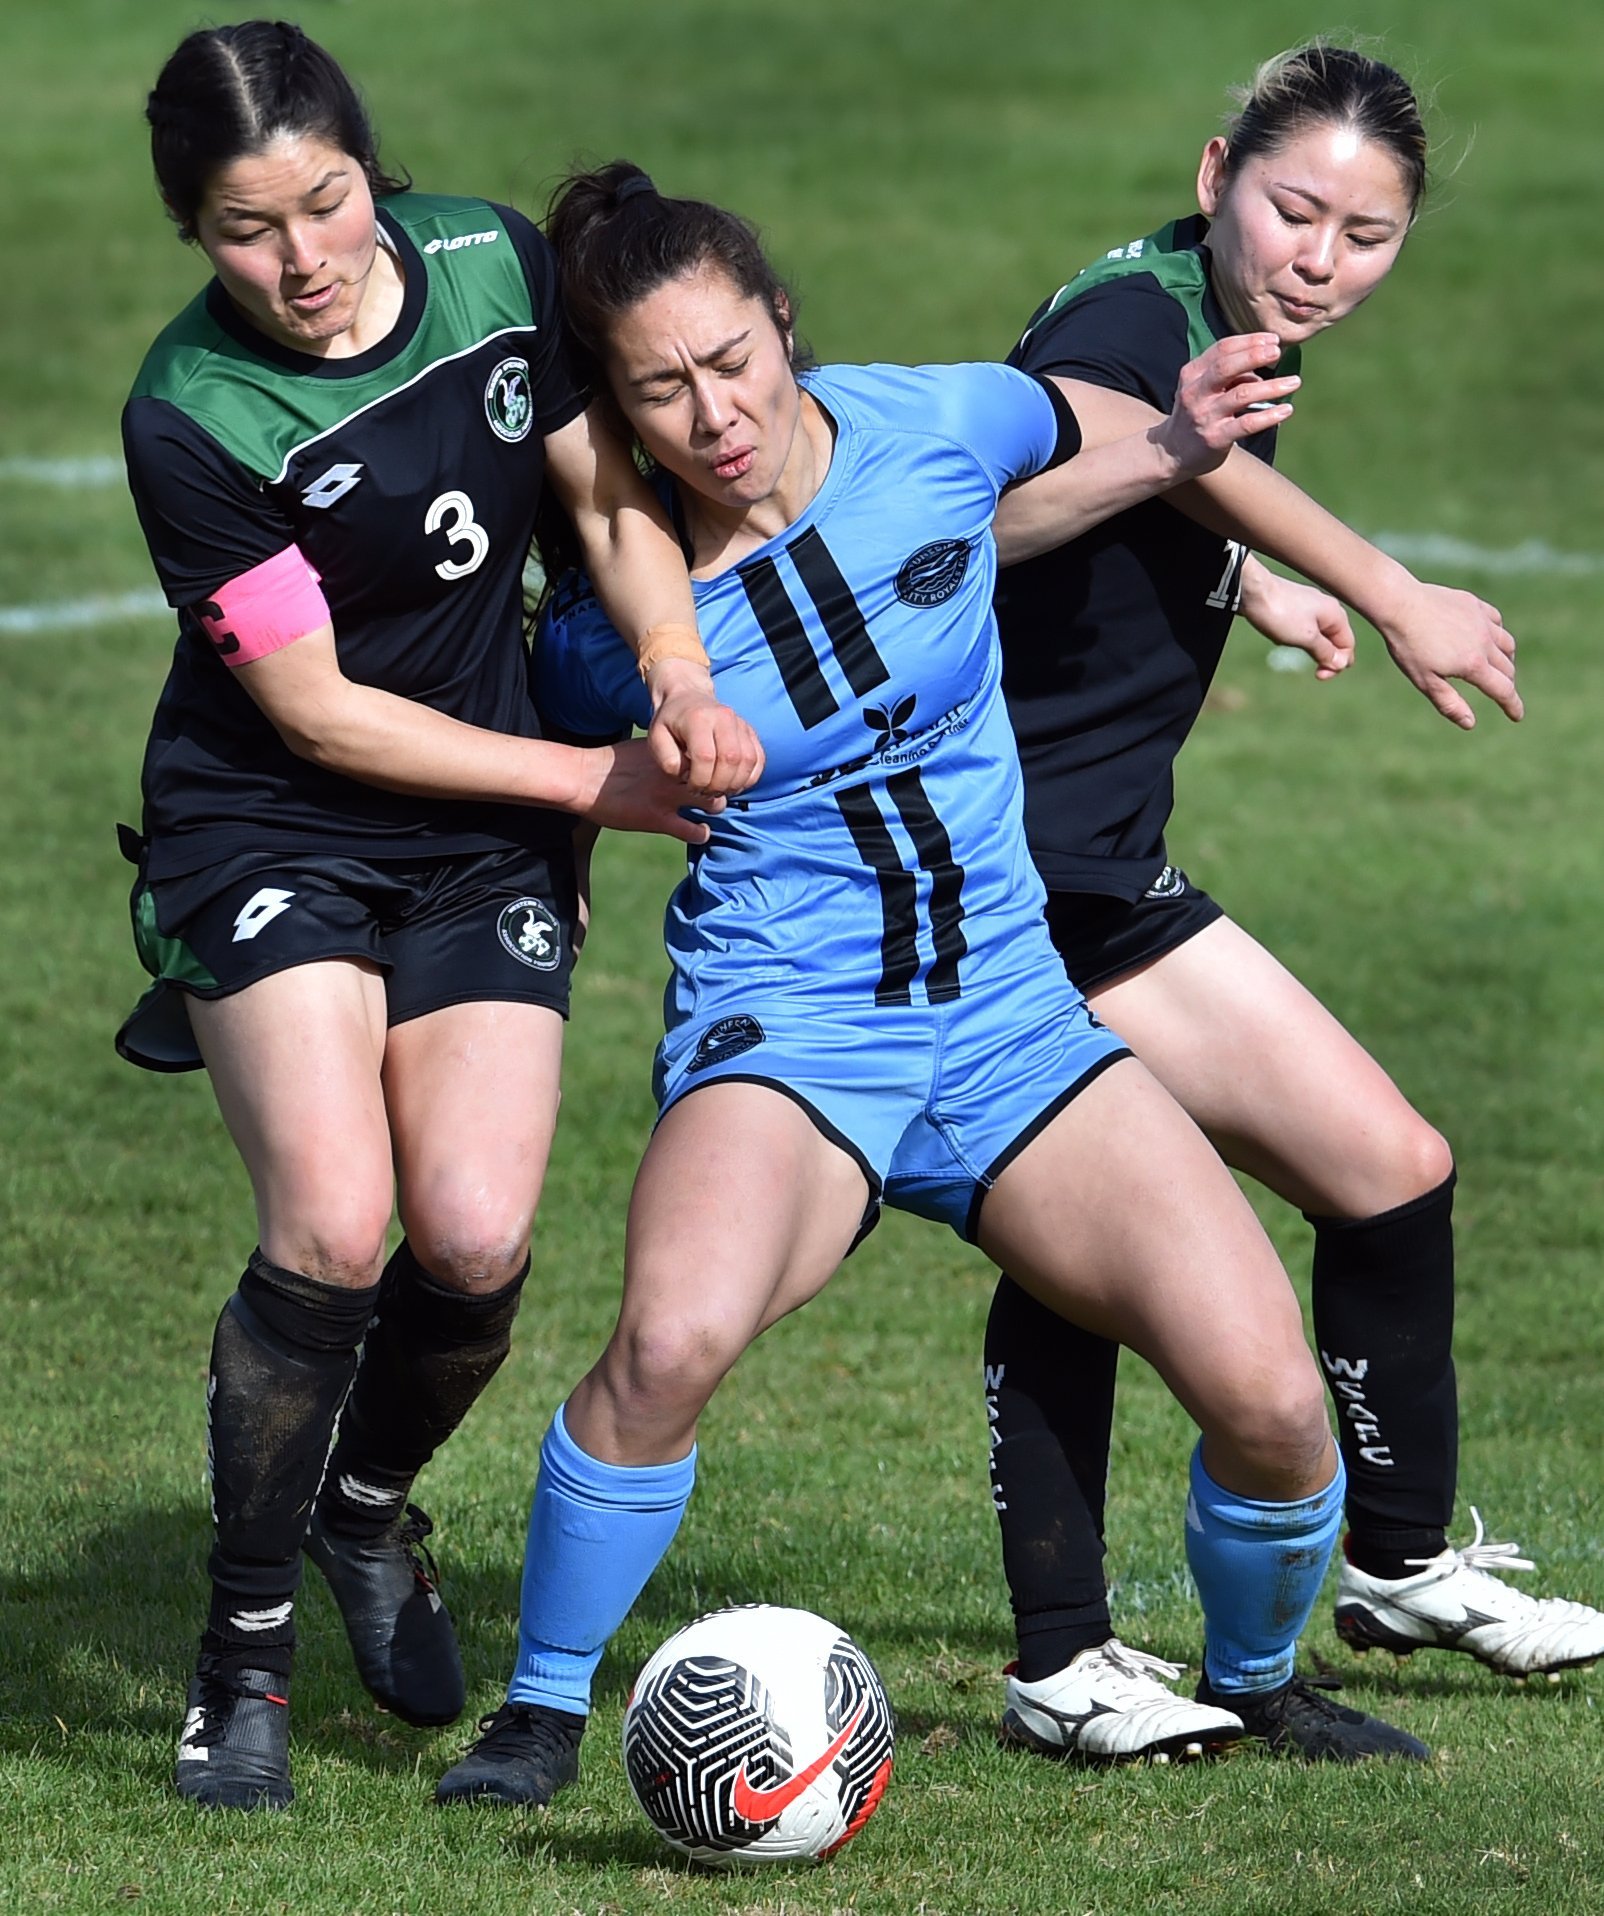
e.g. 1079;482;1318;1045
997;216;1299;899
122;194;588;880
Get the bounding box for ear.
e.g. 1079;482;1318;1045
1196;136;1230;218
773;292;794;357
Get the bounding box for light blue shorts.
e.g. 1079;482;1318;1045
653;968;1131;1240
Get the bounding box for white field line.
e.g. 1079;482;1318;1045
1;590;168;635
1373;532;1604;577
0;456;124;487
1;452;1601;635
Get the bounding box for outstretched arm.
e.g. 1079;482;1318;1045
231;623;717;845
1173;451;1520;727
1032;380;1520;729
994;334;1296;565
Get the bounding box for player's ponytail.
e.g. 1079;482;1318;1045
544;161;809;372
1221;43;1429;221
147;19;410;241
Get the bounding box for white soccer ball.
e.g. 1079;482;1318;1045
622;1604;895;1866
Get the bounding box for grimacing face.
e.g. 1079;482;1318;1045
193;133;383;356
603;265;803;514
1197;123;1413;346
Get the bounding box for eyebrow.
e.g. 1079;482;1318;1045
1271;181;1403;230
215;168;350;220
627;329;753;388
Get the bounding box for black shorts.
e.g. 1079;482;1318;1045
1042;865;1224;995
117;841;579;1073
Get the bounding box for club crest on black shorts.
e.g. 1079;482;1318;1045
497;897;562;969
688;1014;766;1073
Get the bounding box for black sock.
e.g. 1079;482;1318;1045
316;1241;528;1541
203;1252;378;1676
985;1273;1118;1680
1308;1170;1458;1580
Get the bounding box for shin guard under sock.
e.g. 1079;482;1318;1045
204;1252;378;1674
984;1273;1118;1678
509;1404;696;1715
1186;1443;1345;1694
1308;1171;1457;1578
318;1241;528;1540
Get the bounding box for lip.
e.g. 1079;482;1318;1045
1275;294;1325;321
710;446;756;481
287;282;340;313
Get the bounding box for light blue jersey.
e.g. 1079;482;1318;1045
536;361;1129;1235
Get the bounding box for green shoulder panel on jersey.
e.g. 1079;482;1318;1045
1018;216;1302;380
127;194;541;483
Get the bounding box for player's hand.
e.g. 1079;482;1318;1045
1155;334;1299;480
643;658;765;794
1375;580;1522;728
1238;558;1355;678
571;738;724;844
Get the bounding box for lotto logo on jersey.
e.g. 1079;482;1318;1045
422;230;499;254
485;358;534;443
894;539;970;608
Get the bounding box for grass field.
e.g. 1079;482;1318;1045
3;1;1603;1910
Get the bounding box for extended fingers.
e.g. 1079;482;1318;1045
1465;654;1524;721
1194;332;1285;383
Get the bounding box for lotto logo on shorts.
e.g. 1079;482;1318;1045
687;1014;765;1073
497;898;561;970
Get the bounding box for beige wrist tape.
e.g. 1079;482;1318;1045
636;621;710;680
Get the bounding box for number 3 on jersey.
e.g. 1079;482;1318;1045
426;490;490;580
1204;539;1248;612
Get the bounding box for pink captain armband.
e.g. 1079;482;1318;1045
194;545;331;667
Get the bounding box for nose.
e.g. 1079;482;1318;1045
688;372;734;437
280;221;325;279
1294;225;1338;284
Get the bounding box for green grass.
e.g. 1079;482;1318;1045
3;0;1603;1909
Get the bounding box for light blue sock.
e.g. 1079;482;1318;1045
1185;1440;1345;1695
508;1403;696;1714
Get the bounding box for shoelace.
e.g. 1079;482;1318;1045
1406;1507;1537;1577
186;1665;284;1748
397;1504;442;1592
473;1702;579;1751
1279;1672;1346;1712
1095;1640;1189;1686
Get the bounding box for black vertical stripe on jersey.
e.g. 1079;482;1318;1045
887;768;967;1002
739;556;838;729
786;526;889;699
834;785;920;1006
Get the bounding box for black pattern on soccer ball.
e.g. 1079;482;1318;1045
623;1654;790;1855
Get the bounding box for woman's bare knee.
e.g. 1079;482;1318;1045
402;1200;536;1293
1201;1366;1333;1501
262;1206;391;1287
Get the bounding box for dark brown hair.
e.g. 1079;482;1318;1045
544;160;807;368
147;20;410;240
1222;43;1429;220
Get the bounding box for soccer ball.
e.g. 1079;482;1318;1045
622;1604;895;1866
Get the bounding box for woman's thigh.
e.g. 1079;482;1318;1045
1089;916;1450;1216
190;957;394;1281
382;999;566;1289
566;1080;872;1464
975;1056;1330;1497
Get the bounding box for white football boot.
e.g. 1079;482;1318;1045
1335;1508;1604;1677
1001;1639;1244;1763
